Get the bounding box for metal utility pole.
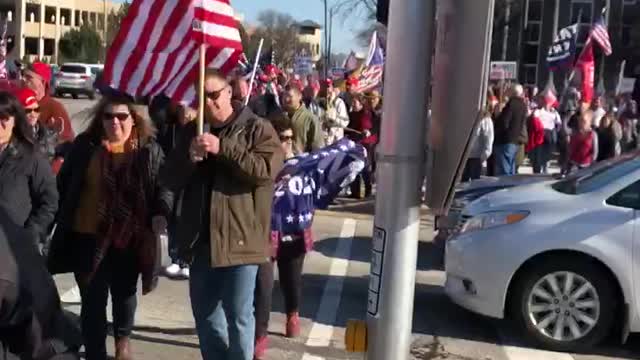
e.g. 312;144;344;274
502;0;511;61
323;0;328;79
546;0;560;93
365;0;435;359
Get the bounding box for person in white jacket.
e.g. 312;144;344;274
321;80;350;145
462;108;494;181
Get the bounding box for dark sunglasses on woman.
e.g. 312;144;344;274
103;112;131;121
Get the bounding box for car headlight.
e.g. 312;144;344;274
460;210;529;234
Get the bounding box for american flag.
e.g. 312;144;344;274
590;14;612;56
0;19;7;80
103;0;243;105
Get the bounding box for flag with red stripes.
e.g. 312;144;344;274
590;14;612;56
103;0;243;105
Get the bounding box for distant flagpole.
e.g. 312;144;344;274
245;38;264;106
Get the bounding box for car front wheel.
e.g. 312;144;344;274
510;258;617;352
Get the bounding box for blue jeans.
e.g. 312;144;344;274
189;251;258;360
494;143;519;176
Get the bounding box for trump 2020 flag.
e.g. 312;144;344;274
271;138;367;238
546;24;578;70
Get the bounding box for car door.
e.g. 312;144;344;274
605;179;640;333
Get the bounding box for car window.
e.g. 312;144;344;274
90;67;101;75
552;154;640;195
607;180;640;210
60;65;87;74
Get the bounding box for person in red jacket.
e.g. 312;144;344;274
569;109;599;171
526;109;546;173
22;62;74;144
347;94;376;198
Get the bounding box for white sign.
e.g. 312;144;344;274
489;61;517;80
367;227;386;316
619;77;637;94
294;55;314;75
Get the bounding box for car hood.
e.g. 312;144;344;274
464;180;562;215
455;174;553;194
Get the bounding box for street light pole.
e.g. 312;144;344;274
366;0;435;359
323;0;328;79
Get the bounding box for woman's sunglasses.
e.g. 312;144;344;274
279;135;293;141
25;107;40;114
103;112;131;121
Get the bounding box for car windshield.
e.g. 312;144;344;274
60;65;86;74
551;152;640;195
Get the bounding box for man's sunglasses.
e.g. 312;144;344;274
205;86;228;101
25;107;40;114
103;112;131;121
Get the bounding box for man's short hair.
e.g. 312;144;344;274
285;85;302;96
204;68;227;83
512;84;524;97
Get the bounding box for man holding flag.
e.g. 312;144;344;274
102;1;283;359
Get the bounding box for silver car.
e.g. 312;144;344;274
54;63;97;99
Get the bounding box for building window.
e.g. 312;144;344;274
60;9;71;26
299;26;316;36
82;11;89;25
24;37;39;55
45;6;56;24
570;0;594;45
75;10;80;26
522;0;542;85
98;13;105;30
25;4;39;23
44;39;55;56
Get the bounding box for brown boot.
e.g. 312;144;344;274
115;337;133;360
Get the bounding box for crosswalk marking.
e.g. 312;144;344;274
302;218;357;359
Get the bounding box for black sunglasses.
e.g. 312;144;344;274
205;86;228;101
279;135;293;141
25;107;40;114
103;112;131;121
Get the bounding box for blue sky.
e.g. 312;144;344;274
232;0;366;54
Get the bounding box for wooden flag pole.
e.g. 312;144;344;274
198;43;206;136
245;38;264;106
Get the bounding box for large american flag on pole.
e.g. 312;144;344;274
103;0;243;105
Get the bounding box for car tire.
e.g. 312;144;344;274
55;91;64;98
88;92;95;100
510;257;617;352
72;93;79;99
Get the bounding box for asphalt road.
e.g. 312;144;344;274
52;100;640;359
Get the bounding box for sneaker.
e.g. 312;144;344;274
164;263;181;276
285;312;300;338
254;335;269;360
179;267;190;279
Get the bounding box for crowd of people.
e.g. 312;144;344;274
463;82;640;181
0;61;377;360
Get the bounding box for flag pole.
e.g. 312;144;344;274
198;43;206;136
245;38;264;106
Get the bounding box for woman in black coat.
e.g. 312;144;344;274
47;94;172;360
0;91;58;249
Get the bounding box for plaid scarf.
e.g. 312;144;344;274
93;134;150;271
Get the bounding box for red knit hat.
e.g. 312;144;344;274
15;87;38;108
27;62;52;83
346;76;359;87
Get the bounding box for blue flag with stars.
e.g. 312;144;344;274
271;138;367;237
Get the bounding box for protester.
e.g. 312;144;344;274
253;114;295;359
0;208;81;360
341;76;359;111
47;95;172;360
283;85;323;153
0;91;58;251
321;79;350;146
22;62;74;144
591;96;606;128
303;85;323;120
463;108;494;181
533;94;561;173
161;69;282;360
347;94;376;198
493;84;528;175
15;87;65;173
597;111;622;161
526;109;545;174
365;90;382;181
569;110;598;171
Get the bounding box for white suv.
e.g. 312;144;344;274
54;63;97;99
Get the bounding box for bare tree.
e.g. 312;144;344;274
249;10;302;69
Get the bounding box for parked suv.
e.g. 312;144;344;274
54;63;96;99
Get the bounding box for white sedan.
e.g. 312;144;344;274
445;153;640;352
